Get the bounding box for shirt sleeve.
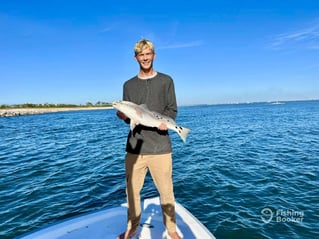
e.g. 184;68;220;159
164;78;178;120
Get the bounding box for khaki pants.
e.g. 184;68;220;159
125;152;177;233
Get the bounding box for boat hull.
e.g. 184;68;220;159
17;197;215;239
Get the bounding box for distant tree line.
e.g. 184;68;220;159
0;101;112;109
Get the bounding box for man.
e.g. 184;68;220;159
116;39;182;239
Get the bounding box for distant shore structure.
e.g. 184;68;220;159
1;99;318;117
0;107;113;117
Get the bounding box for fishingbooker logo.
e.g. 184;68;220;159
261;207;304;224
261;208;274;224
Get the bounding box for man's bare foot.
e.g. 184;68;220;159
168;231;182;239
116;229;137;239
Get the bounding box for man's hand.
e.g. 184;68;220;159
158;123;168;131
116;111;127;121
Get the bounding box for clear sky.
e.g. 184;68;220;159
1;0;319;106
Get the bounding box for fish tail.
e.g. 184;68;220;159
175;126;191;142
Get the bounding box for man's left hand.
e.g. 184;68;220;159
158;123;168;131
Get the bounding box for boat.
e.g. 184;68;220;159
270;101;285;105
17;197;215;239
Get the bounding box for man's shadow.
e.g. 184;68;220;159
138;198;197;238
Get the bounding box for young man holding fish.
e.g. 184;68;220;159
116;39;182;239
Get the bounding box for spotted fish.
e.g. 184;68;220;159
112;100;191;142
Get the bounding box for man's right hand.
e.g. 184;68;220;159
116;111;128;121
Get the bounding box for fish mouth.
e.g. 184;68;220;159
112;100;121;107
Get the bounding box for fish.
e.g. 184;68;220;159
112;100;191;142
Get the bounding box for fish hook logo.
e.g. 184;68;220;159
261;208;274;224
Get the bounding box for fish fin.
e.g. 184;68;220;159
130;120;139;131
174;126;191;143
139;104;149;110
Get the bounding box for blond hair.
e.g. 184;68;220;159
134;39;155;56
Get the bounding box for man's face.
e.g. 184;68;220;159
135;47;155;71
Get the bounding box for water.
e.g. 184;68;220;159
0;101;318;239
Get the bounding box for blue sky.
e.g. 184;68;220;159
1;0;319;106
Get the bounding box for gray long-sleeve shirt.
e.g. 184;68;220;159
123;72;177;154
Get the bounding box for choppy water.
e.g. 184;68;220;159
1;101;319;239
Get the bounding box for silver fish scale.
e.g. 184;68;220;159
152;112;171;122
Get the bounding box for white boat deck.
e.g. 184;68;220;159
17;197;215;239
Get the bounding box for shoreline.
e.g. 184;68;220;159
0;107;113;117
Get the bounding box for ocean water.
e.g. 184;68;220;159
0;101;318;239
